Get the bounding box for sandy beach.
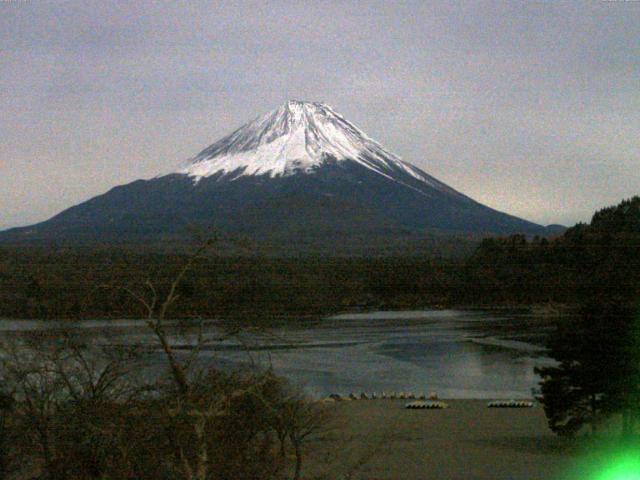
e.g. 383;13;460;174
303;399;574;480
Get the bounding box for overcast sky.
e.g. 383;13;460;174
2;0;639;230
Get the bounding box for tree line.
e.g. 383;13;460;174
530;197;640;438
0;250;474;321
464;195;640;438
0;228;621;322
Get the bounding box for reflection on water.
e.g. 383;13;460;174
0;310;556;399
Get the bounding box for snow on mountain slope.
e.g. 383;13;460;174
179;100;451;193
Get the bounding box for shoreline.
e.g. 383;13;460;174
0;302;578;323
304;399;573;480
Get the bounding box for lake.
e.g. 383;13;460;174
0;309;556;399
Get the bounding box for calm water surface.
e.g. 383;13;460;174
0;310;555;399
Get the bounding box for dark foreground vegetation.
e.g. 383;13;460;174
531;197;640;438
0;197;638;447
1;198;638;321
0;265;331;480
0;339;323;480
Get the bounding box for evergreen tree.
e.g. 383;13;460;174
535;301;640;436
535;196;640;437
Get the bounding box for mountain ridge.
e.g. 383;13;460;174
0;100;559;254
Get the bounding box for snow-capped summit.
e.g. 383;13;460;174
180;100;441;189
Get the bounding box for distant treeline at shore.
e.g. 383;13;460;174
0;196;637;321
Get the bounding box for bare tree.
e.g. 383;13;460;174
1;335;68;479
118;239;216;393
0;328;144;479
93;237;331;480
279;392;330;480
112;238;277;480
48;328;142;403
249;373;332;480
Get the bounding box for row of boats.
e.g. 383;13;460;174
405;400;534;409
323;393;535;409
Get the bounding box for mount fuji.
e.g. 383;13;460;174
0;100;555;253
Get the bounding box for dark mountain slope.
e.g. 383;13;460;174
0;101;555;252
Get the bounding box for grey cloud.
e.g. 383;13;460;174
1;0;639;229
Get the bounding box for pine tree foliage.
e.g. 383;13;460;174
534;197;640;437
